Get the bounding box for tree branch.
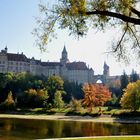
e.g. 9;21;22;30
128;25;140;48
85;10;140;25
113;23;128;52
130;7;140;18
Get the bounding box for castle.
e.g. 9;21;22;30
0;46;116;84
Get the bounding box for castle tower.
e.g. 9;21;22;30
103;61;110;77
60;45;69;65
103;62;109;84
5;46;8;53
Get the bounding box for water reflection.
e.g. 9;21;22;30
0;118;139;139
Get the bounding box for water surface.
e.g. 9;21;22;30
0;118;140;139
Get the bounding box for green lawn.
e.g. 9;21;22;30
63;137;140;140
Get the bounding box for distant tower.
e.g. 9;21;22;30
60;45;69;65
103;61;110;77
103;62;110;84
5;46;8;53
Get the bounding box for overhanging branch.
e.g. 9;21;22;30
85;10;140;25
130;7;140;18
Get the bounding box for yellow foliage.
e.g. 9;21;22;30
120;80;140;111
69;0;86;15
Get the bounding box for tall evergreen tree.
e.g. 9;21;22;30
120;71;129;93
130;69;139;82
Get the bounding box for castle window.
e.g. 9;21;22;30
10;62;13;65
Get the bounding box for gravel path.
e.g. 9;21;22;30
0;114;140;123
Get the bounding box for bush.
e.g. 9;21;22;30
69;97;82;112
112;111;140;117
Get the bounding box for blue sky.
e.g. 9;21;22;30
0;0;140;76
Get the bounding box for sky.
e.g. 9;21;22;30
0;0;140;76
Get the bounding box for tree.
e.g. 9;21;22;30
120;80;140;112
82;83;111;112
70;97;82;112
33;0;140;61
120;71;129;93
17;89;49;108
46;75;64;104
0;91;15;111
35;89;49;107
53;90;64;109
63;80;84;103
130;69;139;82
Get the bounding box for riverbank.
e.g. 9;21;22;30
0;114;140;123
51;136;140;140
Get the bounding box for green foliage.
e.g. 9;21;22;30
34;0;140;62
17;89;49;108
130;69;139;82
120;80;140;111
120;71;129;92
46;75;64;104
53;90;64;109
0;91;15;111
63;80;84;103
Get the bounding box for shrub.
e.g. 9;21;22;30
70;97;82;112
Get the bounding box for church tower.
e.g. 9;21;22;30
60;46;69;65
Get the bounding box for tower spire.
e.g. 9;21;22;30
60;45;69;64
63;45;67;53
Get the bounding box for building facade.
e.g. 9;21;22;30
0;46;98;84
0;46;118;84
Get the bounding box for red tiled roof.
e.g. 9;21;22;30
66;62;88;70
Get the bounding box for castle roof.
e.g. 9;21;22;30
66;62;88;70
7;53;28;62
41;62;61;66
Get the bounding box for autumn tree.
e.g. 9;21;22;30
120;80;140;112
0;91;16;111
82;83;111;112
34;0;140;61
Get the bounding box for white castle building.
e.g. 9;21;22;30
0;46;97;84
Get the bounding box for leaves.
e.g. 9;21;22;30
120;80;140;111
82;83;111;109
34;0;140;62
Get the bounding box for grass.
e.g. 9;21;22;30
62;136;140;140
